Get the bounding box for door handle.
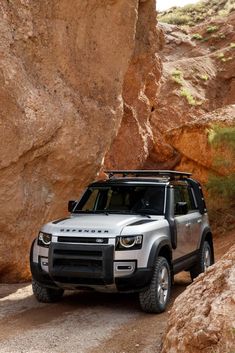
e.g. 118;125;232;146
186;223;191;228
197;219;202;224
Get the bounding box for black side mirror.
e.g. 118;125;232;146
68;200;76;213
175;202;188;215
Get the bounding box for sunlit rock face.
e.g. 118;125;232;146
148;13;235;176
161;245;235;353
0;0;161;281
104;0;163;169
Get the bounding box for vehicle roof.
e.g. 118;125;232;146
89;178;170;187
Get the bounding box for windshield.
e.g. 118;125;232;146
74;185;165;215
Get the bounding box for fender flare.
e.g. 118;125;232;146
199;226;214;263
147;238;172;269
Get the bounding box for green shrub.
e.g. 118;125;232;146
217;52;225;59
207;174;235;199
200;74;209;81
206;25;218;33
159;13;191;25
180;88;197;105
208;125;235;149
171;69;183;84
221;56;233;62
219;33;226;39
192;33;203;40
158;0;235;26
206;125;235;202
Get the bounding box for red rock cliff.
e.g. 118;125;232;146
0;0;161;282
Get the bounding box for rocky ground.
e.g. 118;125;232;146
0;232;233;353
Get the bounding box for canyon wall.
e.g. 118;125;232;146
0;0;161;281
150;14;235;179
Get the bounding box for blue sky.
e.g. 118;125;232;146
157;0;199;11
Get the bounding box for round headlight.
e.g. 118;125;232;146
39;232;52;246
119;236;136;248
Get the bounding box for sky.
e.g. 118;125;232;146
157;0;200;12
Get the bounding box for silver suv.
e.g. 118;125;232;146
30;170;214;313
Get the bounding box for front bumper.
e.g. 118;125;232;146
49;242;114;285
30;241;153;292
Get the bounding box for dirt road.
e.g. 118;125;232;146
0;275;191;353
0;231;233;353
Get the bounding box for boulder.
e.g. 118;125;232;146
161;245;235;353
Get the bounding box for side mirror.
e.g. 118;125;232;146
175;202;188;215
68;200;76;213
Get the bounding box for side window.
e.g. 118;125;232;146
188;187;198;211
174;186;185;215
174;185;198;215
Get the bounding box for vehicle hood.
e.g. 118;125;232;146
41;214;164;237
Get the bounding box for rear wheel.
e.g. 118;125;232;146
32;279;64;303
139;257;171;313
190;241;213;281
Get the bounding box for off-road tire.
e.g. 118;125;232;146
139;256;171;313
32;279;64;303
190;241;213;281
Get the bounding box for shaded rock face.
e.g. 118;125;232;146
161;245;235;353
0;0;161;281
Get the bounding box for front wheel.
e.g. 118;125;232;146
139;257;171;313
32;279;64;303
190;240;213;281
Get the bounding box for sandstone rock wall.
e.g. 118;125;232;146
148;13;235;179
105;0;163;169
161;245;235;353
0;0;160;281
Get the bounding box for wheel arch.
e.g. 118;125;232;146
200;227;214;264
147;239;172;270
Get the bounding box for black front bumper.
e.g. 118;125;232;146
30;242;153;292
48;242;114;285
115;268;152;292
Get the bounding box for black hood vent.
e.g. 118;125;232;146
128;219;156;226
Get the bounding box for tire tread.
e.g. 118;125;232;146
32;279;64;303
139;257;171;313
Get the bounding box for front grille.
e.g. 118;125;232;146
49;243;114;285
58;236;108;244
54;248;102;257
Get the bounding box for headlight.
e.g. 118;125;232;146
38;232;52;247
116;235;143;250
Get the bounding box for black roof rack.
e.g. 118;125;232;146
104;170;191;180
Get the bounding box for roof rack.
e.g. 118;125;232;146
104;170;191;180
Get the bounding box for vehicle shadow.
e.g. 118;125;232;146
0;272;192;314
0;272;192;342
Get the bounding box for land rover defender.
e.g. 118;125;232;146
30;170;214;313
